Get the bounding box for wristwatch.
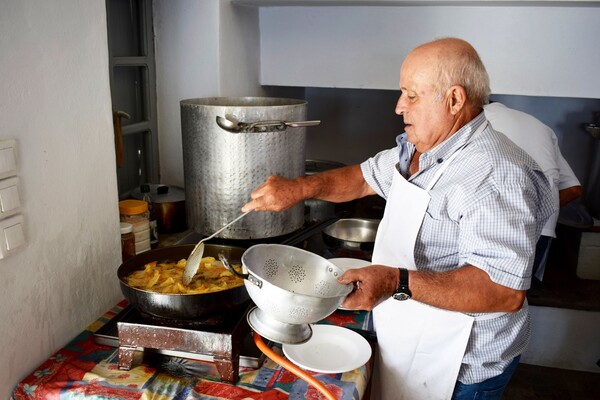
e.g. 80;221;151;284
392;268;411;301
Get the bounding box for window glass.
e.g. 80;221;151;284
117;130;151;197
108;0;143;57
113;66;147;125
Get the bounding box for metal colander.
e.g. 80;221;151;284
240;244;352;328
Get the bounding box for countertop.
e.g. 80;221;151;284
11;300;376;399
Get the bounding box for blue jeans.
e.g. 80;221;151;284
451;356;521;400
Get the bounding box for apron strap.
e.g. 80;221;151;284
473;311;506;321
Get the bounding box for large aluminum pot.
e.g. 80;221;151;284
118;244;249;320
181;97;307;239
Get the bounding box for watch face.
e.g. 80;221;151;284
393;292;410;301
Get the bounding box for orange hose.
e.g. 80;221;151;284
253;332;338;400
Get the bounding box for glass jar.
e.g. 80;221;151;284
120;222;136;261
119;199;150;254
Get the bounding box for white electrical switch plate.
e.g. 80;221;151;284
0;214;25;259
0;177;21;219
0;139;17;180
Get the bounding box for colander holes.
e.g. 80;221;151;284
289;306;310;321
263;299;280;316
315;280;331;296
288;264;306;284
264;259;278;279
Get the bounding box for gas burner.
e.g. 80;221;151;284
93;304;262;383
138;310;229;329
145;353;214;379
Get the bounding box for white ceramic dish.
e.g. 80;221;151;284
328;257;371;272
282;325;371;374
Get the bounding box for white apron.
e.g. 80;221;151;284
371;122;502;400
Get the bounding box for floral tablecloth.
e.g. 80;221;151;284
12;301;375;400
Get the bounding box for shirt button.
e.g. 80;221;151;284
437;158;443;163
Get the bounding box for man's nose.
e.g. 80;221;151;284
395;99;404;115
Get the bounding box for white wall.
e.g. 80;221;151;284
260;5;600;99
155;0;264;187
0;0;122;396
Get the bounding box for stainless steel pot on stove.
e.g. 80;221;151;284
181;97;312;240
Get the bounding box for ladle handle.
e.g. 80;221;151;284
205;211;250;242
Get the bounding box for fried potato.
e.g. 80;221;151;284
126;256;244;294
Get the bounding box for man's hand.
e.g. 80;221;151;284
338;265;399;310
242;165;375;213
242;176;304;212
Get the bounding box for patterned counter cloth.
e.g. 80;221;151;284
12;301;374;400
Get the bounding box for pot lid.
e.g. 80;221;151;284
131;184;185;203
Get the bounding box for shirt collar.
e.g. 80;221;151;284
396;111;487;174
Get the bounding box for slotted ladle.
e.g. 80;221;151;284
182;211;250;285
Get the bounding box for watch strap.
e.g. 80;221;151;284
393;267;411;300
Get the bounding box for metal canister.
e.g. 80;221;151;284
180;97;307;239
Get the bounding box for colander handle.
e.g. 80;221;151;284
219;253;264;288
219;253;247;279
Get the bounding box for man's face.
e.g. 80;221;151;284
395;52;454;153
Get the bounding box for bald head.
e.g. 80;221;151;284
407;38;490;109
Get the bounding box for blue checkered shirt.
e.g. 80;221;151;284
361;112;555;384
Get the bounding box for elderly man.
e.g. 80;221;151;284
242;38;555;400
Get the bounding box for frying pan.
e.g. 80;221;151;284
117;244;249;320
322;218;380;252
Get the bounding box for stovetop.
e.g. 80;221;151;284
94;303;266;369
97;205;381;377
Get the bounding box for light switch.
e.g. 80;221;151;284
0;214;25;259
0;177;21;218
0;139;17;180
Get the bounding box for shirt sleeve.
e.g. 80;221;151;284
556;151;581;190
360;147;399;199
458;172;555;290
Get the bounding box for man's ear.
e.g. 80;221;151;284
446;85;467;115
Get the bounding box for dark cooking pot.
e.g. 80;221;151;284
117;244;249;320
132;184;187;233
322;218;380;260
